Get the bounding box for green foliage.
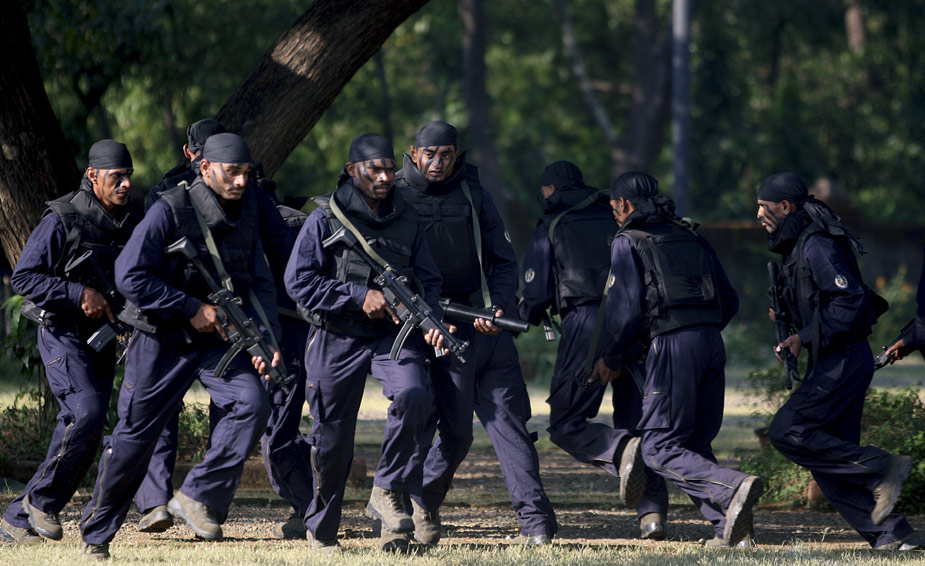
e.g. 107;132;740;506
177;403;211;462
741;387;925;513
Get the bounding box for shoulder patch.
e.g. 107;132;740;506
524;268;535;284
607;273;616;288
504;230;512;243
834;274;848;289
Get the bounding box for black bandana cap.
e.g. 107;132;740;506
540;161;584;191
202;133;253;164
757;172;808;204
349;133;394;163
414;121;457;148
88;139;133;170
610;171;659;201
187;119;226;154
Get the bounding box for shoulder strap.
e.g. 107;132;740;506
186;183;282;355
328;194;394;271
547;191;606;246
460;179;492;309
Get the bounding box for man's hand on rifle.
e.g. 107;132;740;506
190;304;228;340
768;307;776;322
473;309;503;336
883;337;910;365
589;358;621;387
424;324;457;354
252;349;281;381
80;287;115;322
363;289;400;324
775;333;802;363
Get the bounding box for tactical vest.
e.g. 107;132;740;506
311;185;419;337
398;178;482;299
43;187;140;332
778;224;876;345
544;200;616;311
619;220;724;338
158;182;259;303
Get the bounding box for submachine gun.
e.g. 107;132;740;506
321;226;469;363
166;237;295;395
438;299;530;334
63;249;133;353
768;261;802;389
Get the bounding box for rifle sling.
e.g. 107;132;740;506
460;179;492;309
186;185;283;358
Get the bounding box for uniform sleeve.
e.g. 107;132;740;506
703;239;739;328
284;209;368;313
519;223;556;325
477;190;519;308
795;236;869;349
409;222;445;313
10;214;85;312
600;236;647;370
912;253;925;349
115;201;202;320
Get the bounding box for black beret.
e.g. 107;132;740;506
202;133;253;164
349;133;395;162
414;121;457;148
88;139;133;170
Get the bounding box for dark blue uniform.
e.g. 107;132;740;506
520;221;668;523
79;182;276;545
284;188;442;542
4;190;137;533
395;157;555;538
768;231;914;547
601;229;747;540
133;185;314;522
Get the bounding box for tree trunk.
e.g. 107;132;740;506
558;0;675;177
216;0;431;176
0;2;80;266
459;0;525;247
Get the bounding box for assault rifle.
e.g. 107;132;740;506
166;237;295;395
768;261;801;389
438;299;530;334
874;319;924;370
63;249;132;353
322;226;469;363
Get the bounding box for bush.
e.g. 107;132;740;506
740;387;925;513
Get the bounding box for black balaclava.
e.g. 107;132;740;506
414;121;457;148
187;119;226;155
88;139;133;170
201;133;253;164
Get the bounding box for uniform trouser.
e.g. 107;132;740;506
471;330;558;537
414;324;478;512
261;320;313;518
768;339;913;547
638;326;748;538
133;319;314;518
79;331;270;544
303;329;432;541
4;326;115;530
546;305;668;519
